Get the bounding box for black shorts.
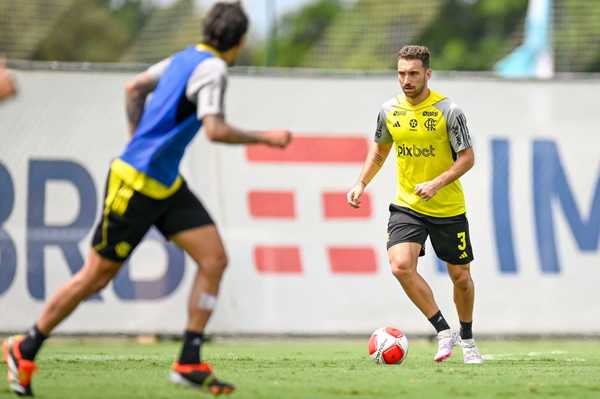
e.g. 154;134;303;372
91;170;214;262
386;204;474;265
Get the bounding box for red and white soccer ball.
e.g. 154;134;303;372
368;327;409;365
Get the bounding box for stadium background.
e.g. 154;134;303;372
1;0;599;337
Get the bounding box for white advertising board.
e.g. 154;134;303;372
0;70;598;334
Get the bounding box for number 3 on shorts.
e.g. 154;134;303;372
457;231;467;251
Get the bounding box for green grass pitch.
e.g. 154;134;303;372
2;338;600;398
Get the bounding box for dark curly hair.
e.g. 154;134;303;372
202;1;249;52
398;45;431;68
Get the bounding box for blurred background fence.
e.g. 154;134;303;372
1;0;599;73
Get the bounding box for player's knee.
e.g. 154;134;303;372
450;270;472;290
92;274;112;293
87;260;120;293
389;257;415;279
199;252;229;279
211;252;228;272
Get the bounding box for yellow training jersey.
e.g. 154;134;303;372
374;90;472;217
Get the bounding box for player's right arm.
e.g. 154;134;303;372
191;57;291;147
202;115;291;147
347;108;393;208
125;58;170;137
347;142;392;208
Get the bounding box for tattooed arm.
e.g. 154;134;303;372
347;105;394;208
125;71;159;137
347;142;393;208
125;58;170;137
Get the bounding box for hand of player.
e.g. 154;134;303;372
262;129;292;148
347;182;365;208
415;180;440;201
0;60;17;101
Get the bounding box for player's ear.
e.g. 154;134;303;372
425;68;432;80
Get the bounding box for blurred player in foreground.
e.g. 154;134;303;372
347;45;483;365
3;2;291;396
0;60;17;101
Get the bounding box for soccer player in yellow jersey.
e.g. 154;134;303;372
347;45;483;364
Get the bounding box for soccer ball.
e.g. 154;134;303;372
368;327;409;365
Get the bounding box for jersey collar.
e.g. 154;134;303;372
196;43;222;58
398;90;446;109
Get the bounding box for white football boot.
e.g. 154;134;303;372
461;338;484;364
434;329;460;362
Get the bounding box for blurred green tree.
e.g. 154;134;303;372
0;0;76;59
121;0;204;63
553;0;600;72
304;0;444;70
267;0;343;67
32;0;150;62
3;0;598;72
305;0;528;70
418;0;528;70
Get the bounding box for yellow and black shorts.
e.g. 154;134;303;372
386;204;474;265
91;169;213;262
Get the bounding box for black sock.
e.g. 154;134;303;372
178;330;204;365
428;311;451;333
19;324;48;360
460;320;473;340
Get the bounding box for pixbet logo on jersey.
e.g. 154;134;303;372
397;144;436;157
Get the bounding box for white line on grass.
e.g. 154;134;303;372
483;350;569;361
46;354;164;361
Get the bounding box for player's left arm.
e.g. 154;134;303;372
125;58;170;137
415;105;474;201
415;148;474;200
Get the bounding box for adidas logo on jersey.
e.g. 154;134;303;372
393;120;401;128
459;251;468;260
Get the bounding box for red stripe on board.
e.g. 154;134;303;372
254;246;302;274
323;192;372;219
248;191;295;218
328;247;377;274
246;135;368;163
